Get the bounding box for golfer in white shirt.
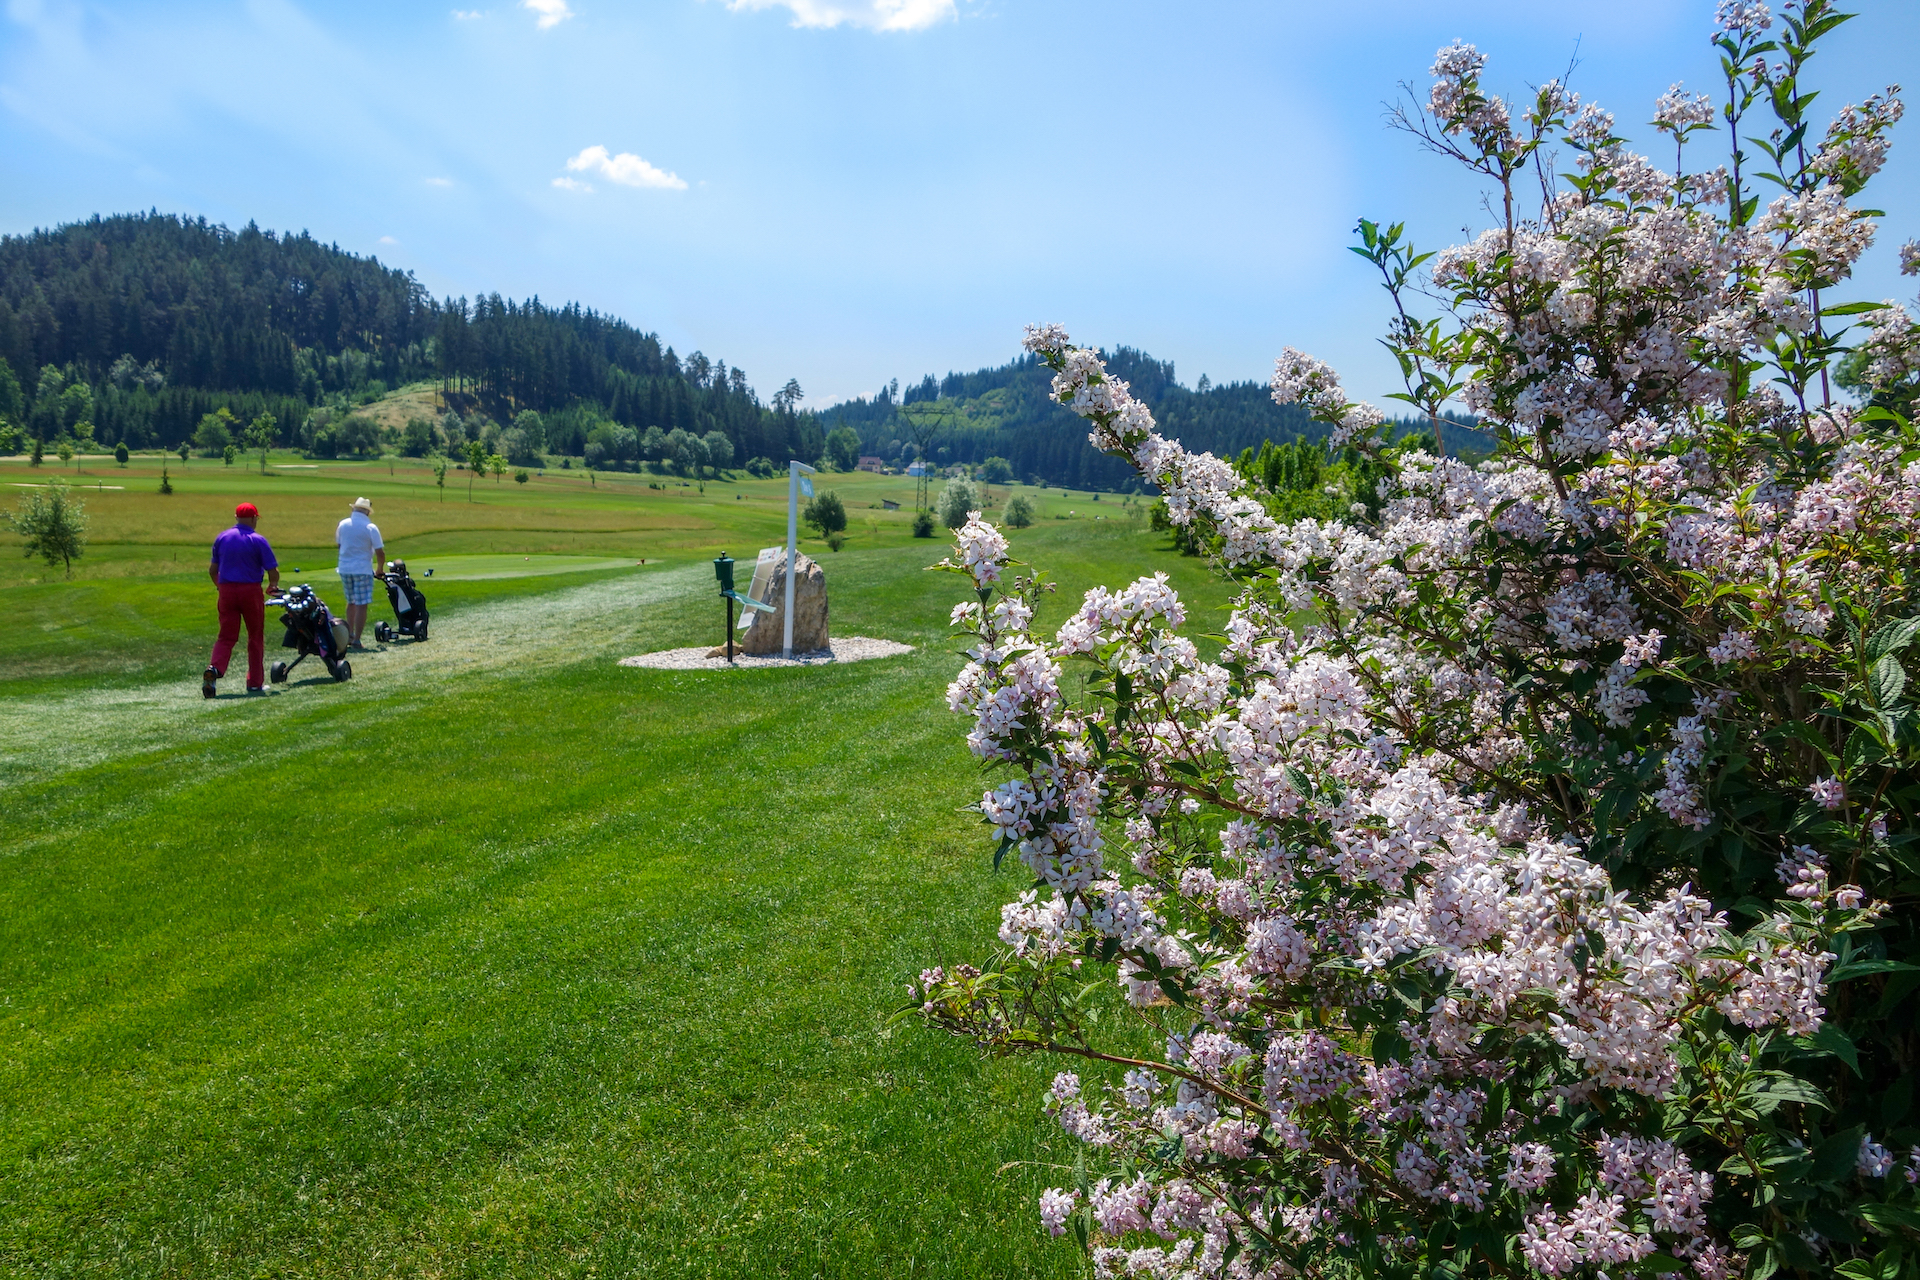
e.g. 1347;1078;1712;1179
336;497;386;649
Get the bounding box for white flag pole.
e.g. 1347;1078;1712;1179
785;460;816;659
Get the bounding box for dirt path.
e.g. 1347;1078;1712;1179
0;565;702;784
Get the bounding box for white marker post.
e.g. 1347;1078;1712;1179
785;459;817;659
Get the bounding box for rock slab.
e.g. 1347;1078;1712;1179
738;547;828;655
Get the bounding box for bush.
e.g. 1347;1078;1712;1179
513;469;529;485
745;456;777;478
114;442;128;465
937;477;977;529
221;443;237;466
803;490;847;536
918;13;1920;1279
825;531;845;552
911;509;935;538
1002;494;1034;528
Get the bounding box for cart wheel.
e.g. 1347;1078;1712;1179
416;622;428;642
375;621;391;643
335;659;353;682
271;661;288;684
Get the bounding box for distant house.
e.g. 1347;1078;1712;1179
856;456;885;473
881;499;900;511
905;461;928;477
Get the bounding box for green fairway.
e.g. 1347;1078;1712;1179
403;553;649;579
0;457;1220;1278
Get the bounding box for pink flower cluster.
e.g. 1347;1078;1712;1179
921;20;1911;1279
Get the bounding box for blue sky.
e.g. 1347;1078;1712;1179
2;0;1916;409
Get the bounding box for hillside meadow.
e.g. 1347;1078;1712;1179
0;450;1211;1278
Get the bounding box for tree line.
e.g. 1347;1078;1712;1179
0;212;820;464
817;349;1488;490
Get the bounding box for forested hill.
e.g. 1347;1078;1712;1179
0;212;822;464
818;351;1485;491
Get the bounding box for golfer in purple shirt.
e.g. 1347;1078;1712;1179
204;502;280;698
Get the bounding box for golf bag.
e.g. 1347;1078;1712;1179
268;583;353;684
373;560;429;644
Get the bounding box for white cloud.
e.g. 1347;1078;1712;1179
451;8;484;18
378;235;399;244
522;0;573;28
723;0;954;31
551;176;594;193
424;176;453;187
564;145;686;191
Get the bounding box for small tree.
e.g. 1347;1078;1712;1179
824;426;861;472
937;476;977;529
158;463;172;494
465;441;486;501
434;457;448;503
513;469;529;485
7;477;88;577
487;453;508;484
402;416;435;457
221;443;237;466
30;435;43;467
911;508;936;538
976;455;1014;485
1002;494;1034;528
114;442;128;466
194;408;235;457
55;437;74;470
175;441;189;465
246;413;276;474
803;489;848;538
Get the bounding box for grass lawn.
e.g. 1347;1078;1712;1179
0;455;1223;1277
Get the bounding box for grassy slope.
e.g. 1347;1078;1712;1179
0;462;1224;1278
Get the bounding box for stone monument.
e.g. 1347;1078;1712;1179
737;546;828;655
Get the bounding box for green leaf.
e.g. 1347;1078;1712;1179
1755;1075;1830;1112
1831;959;1920;983
1870;618;1920;663
1799;1024;1862;1075
1824;301;1893;317
1812;1127;1866;1182
1872;655;1908;709
1861;1203;1920;1235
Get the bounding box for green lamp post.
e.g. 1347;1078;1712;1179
712;552;776;665
714;554;736;664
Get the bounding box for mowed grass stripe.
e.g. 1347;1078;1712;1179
0;519;1220;1277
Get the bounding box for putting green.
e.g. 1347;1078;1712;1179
368;553;652;580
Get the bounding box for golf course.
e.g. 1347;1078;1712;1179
0;449;1221;1277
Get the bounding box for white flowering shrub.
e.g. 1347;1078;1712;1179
915;5;1920;1279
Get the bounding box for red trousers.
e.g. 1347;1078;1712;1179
210;581;267;688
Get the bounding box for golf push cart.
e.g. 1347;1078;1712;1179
267;583;352;684
372;560;429;644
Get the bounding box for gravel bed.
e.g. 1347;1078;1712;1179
617;636;914;670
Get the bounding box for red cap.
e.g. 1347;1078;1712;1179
235;503;259;520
